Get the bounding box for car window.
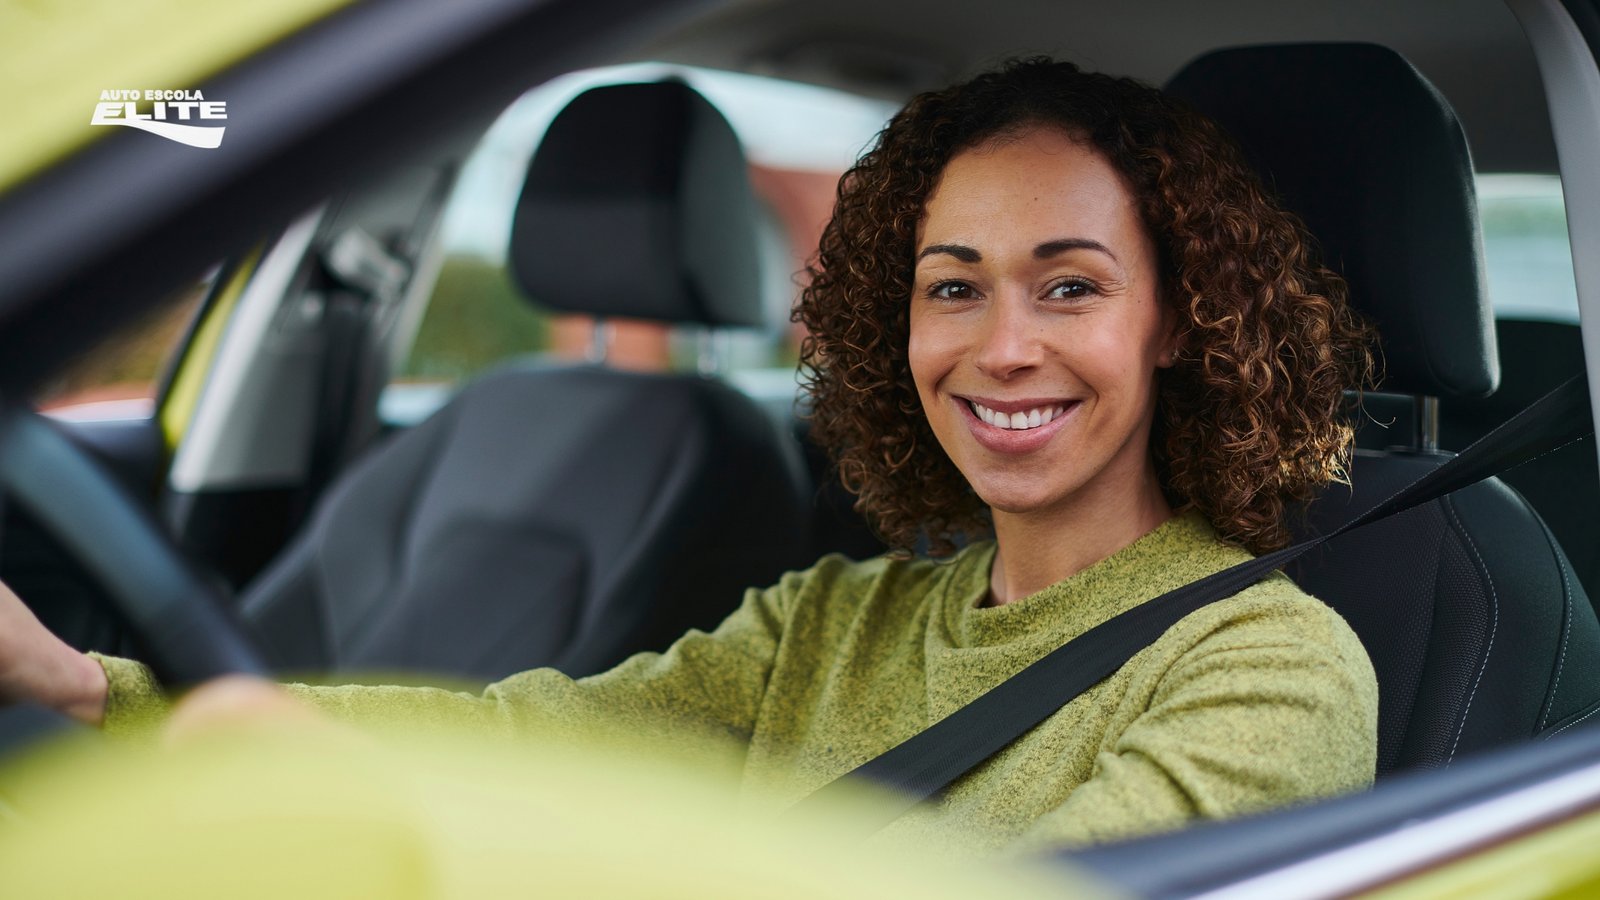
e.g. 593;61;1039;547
34;274;211;421
1478;173;1580;323
380;63;896;426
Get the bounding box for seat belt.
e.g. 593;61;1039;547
304;228;409;511
790;374;1595;831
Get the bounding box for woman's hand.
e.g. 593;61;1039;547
0;579;108;725
163;676;335;745
0;578;344;742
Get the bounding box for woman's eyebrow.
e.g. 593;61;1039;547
916;243;982;263
1034;238;1118;262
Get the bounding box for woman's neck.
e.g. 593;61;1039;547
985;472;1174;608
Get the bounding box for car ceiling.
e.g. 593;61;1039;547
633;0;1555;174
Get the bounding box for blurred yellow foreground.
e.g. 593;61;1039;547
0;722;1107;899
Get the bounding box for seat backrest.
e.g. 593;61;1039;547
241;81;813;682
1440;319;1600;602
1168;44;1600;774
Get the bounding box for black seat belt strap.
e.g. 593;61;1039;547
790;375;1594;831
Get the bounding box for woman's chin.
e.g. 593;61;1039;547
972;486;1066;518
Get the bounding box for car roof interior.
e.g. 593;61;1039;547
634;0;1553;173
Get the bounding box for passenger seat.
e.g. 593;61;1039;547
239;81;814;682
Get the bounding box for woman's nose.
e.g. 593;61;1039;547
973;294;1043;378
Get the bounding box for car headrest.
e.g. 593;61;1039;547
509;80;764;327
1166;43;1498;399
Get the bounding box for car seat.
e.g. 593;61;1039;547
1440;319;1599;601
1167;43;1600;775
239;80;813;682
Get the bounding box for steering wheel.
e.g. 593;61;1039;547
0;405;270;689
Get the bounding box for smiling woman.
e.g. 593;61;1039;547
800;58;1375;560
908;132;1179;604
2;56;1381;855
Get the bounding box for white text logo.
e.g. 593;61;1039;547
90;89;227;149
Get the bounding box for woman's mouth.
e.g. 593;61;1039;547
958;396;1079;453
966;399;1070;431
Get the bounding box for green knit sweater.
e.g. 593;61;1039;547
96;510;1377;854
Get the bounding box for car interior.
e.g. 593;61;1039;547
3;0;1600;892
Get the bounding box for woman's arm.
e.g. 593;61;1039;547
78;572;797;754
0;579;108;724
285;586;786;749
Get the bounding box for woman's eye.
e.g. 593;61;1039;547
927;280;976;301
1047;279;1097;300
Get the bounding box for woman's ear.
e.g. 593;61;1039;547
1157;338;1178;368
1156;303;1181;369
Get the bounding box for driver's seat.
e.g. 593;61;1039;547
1167;44;1600;774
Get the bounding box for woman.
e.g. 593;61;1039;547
0;58;1377;853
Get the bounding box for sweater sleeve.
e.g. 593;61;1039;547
94;574;794;756
1010;595;1378;852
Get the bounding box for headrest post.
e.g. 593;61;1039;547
696;327;723;376
587;318;611;364
1412;395;1440;452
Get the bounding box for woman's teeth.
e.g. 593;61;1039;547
968;400;1068;430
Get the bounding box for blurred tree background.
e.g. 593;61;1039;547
396;256;550;382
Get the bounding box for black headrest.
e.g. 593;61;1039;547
509;80;764;327
1166;43;1497;399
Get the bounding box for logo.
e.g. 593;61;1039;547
90;90;227;149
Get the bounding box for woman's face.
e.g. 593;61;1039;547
908;127;1176;522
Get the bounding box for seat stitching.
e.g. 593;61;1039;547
1444;498;1498;765
1548;702;1600;739
1540;534;1574;731
1498;433;1593;472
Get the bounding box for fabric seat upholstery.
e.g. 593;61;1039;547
1168;44;1600;774
241;81;813;682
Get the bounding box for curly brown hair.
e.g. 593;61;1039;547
795;57;1376;556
